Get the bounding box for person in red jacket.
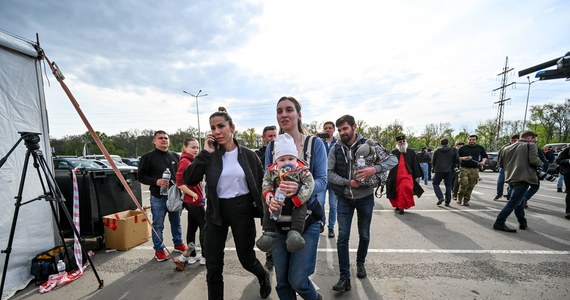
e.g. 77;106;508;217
175;137;206;265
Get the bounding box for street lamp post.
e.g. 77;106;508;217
183;89;208;147
521;76;537;131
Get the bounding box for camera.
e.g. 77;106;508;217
317;132;330;139
536;169;556;182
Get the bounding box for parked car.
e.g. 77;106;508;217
121;158;139;167
53;157;103;171
482;152;499;172
90;159;138;171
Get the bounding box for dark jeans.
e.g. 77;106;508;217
495;182;529;226
523;182;540;201
204;195;266;300
337;193;374;278
565;175;570;213
183;202;205;257
432;171;453;203
496;168;505;197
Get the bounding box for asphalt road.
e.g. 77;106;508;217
10;171;570;300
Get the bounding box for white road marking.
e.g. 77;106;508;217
135;246;569;255
373;209;500;212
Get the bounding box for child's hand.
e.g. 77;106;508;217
265;193;274;205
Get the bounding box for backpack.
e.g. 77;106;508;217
335;138;392;198
166;182;183;212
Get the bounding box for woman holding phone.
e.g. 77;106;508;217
184;107;271;300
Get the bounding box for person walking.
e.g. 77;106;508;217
493;134;519;201
184;107;271;300
432;138;460;207
452;142;464;201
138;130;186;261
418;147;431;185
493;131;543;232
328;115;397;292
255;125;277;269
457;135;488;206
317;121;338;238
387;135;424;214
175;137;206;266
555;145;570;219
264;96;327;300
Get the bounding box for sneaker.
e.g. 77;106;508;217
356;263;367;278
186;256;199;264
199;257;206;265
332;277;351;292
174;244;187;253
493;195;501;201
436;198;444;205
155;249;168;262
328;227;335;238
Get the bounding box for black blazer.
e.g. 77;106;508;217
184;139;264;226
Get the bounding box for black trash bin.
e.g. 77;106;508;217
56;168;141;245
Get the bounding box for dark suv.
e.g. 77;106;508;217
482;152;499;172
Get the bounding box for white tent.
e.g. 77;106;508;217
0;31;56;299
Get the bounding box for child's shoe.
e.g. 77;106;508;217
286;230;305;253
256;232;277;252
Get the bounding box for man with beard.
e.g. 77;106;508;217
457;135;488;206
328;115;396;291
386;135;424;214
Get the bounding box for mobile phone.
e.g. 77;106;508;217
212;140;219;149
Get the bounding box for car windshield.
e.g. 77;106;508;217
68;159;103;169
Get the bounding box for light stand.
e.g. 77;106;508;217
0;132;104;296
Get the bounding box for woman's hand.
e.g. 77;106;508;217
204;134;217;153
277;181;297;197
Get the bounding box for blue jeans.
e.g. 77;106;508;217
524;182;540;201
557;174;565;189
317;183;338;229
420;162;429;185
495;182;529;226
432;172;453;203
336;193;374;278
496;168;505;197
273;222;320;300
150;195;183;251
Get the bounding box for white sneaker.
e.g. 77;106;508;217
199;257;206;265
186;256;199;264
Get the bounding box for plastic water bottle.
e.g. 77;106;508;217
357;155;365;168
56;260;66;276
271;187;287;220
160;168;171;195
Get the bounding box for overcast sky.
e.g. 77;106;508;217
1;0;569;139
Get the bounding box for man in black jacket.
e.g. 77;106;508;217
432;138;460;206
138;130;186;261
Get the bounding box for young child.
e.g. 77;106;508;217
256;133;314;253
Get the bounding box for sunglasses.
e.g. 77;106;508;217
397;140;406;144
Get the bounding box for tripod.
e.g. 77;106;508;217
0;132;104;296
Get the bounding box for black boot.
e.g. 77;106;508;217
332;277;351;292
